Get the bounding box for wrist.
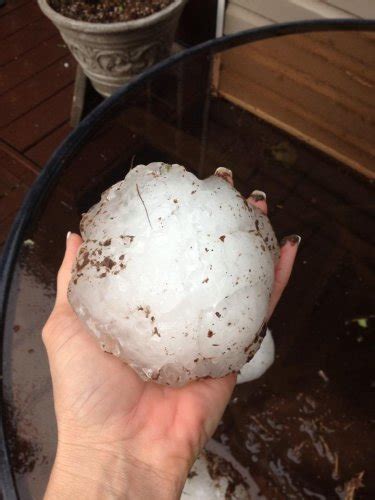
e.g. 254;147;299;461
45;441;188;499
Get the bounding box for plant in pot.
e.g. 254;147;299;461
38;0;187;97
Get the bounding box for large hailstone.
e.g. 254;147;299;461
181;439;264;499
68;162;279;386
237;328;275;384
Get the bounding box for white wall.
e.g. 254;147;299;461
225;0;375;33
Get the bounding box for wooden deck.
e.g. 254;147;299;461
0;0;75;246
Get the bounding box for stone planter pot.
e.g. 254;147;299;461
38;0;187;97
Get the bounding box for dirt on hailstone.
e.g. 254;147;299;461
48;0;174;23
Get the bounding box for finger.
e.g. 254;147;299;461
247;190;267;215
56;232;83;306
268;235;301;318
214;167;233;186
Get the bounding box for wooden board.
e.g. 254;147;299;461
1;84;74;151
0;142;38;245
0;15;57;66
0;55;75;128
25;121;72;167
0;0;31;18
214;31;375;178
0;4;76;246
0;1;42;40
0;34;70;95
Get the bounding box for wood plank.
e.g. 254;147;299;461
0;141;39;182
221;51;374;155
0;15;57;66
0;166;22;193
0;56;75;128
301;32;375;76
0;34;69;95
0;1;42;40
251;36;374;112
0;211;19;247
0;142;38;244
0;183;29;221
215;32;375;178
0;0;31;18
231;47;374;139
25;121;72;167
1;84;74;151
218;72;375;178
223;65;375;160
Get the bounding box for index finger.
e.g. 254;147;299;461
247;190;267;215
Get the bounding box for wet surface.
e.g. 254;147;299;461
2;32;374;499
217;264;374;498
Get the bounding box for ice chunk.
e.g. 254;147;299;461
68;163;279;386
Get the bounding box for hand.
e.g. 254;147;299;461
42;189;299;500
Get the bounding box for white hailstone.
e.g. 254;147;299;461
68;162;279;386
181;439;264;499
182;451;250;499
236;328;275;384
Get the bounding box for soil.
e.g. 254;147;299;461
48;0;175;23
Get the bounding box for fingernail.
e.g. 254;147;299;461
214;167;233;184
66;231;71;241
280;234;301;247
250;190;266;202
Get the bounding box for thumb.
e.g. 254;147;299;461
56;232;83;306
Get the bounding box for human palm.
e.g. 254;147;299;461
45;285;235;467
43;191;298;497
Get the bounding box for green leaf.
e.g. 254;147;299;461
350;317;368;328
356;318;368;328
